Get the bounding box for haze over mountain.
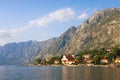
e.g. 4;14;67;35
0;8;120;64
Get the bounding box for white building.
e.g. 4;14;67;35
100;57;109;64
61;55;75;65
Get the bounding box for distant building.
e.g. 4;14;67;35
83;54;92;63
61;55;75;65
115;57;120;64
83;54;90;59
85;58;92;63
101;57;109;64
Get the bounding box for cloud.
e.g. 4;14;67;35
0;30;16;38
28;8;76;27
0;8;76;45
77;13;88;20
0;26;27;38
0;29;18;44
0;8;95;45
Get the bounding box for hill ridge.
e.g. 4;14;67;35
0;8;120;64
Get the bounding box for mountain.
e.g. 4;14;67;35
0;41;41;64
40;8;120;57
0;38;56;65
65;8;120;53
37;26;77;59
0;8;120;64
38;8;120;59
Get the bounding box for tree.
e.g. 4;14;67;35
75;55;83;64
93;55;101;64
41;59;47;65
47;56;62;64
107;47;120;62
48;57;55;64
34;58;41;65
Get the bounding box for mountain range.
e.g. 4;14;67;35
0;8;120;65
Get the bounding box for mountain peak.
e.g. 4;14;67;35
69;26;76;30
63;26;77;35
79;8;120;31
0;8;120;64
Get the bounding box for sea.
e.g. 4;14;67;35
0;65;119;80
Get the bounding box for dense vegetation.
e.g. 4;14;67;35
79;47;120;64
33;47;120;65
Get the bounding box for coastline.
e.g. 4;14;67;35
26;63;118;68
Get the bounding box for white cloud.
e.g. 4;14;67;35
28;8;76;27
77;13;88;20
0;8;76;45
0;29;19;44
0;30;15;38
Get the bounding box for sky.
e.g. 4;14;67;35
0;0;120;45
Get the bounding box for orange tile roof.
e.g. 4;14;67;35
116;57;120;60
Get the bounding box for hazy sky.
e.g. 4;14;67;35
0;0;120;45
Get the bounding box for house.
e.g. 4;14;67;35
83;54;90;59
83;54;92;63
115;57;120;64
85;58;92;63
100;57;109;64
61;55;75;65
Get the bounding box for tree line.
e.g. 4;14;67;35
33;47;120;65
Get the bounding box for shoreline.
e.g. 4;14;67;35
26;63;118;68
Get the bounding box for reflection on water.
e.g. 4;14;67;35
62;66;120;80
0;65;120;80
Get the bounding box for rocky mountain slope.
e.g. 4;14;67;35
61;8;120;54
38;8;120;59
0;8;120;64
0;41;41;64
38;26;77;59
67;8;120;52
0;38;56;64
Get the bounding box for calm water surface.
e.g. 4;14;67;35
0;65;120;80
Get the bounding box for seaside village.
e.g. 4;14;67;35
61;54;120;66
60;48;120;66
33;48;120;66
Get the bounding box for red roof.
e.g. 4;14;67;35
101;57;108;60
66;55;74;61
86;58;92;62
116;57;120;60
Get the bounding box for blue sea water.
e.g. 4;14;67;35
0;65;119;80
